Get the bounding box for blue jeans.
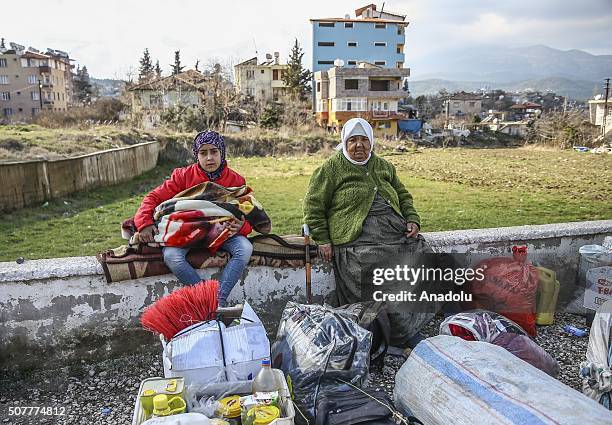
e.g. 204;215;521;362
162;235;253;306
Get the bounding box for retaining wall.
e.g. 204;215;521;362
0;141;162;211
0;220;610;370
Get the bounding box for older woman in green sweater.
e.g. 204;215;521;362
303;118;434;346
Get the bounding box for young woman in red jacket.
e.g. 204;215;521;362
134;130;252;306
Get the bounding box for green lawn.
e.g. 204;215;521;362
1;148;610;261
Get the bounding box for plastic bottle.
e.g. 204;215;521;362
535;267;560;326
252;359;280;393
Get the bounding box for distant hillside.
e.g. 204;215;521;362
414;45;612;83
409;77;600;100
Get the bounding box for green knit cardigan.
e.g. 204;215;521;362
303;151;421;245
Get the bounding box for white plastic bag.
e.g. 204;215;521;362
394;335;612;425
581;299;612;409
163;302;270;387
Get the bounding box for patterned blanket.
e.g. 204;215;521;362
125;182;271;252
97;234;318;283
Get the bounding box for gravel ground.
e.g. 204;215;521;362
0;312;591;425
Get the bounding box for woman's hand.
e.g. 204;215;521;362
319;243;333;262
227;216;245;236
139;224;158;243
405;222;420;238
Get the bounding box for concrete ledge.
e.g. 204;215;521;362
1;220;610;370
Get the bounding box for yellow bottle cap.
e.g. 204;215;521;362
217;395;241;418
153;394;170;415
248;405;281;425
142;389;156;397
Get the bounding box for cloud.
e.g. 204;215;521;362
1;0;610;78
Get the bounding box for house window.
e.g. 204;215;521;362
31;92;39;100
348;60;357;65
344;22;353;28
318;60;334;65
246;70;255;79
377;121;391;129
374;42;387;47
396;62;403;68
318;22;335;27
468;102;475;107
0;92;10;100
375;23;386;29
374;61;386;66
318;42;335;47
370;80;390;91
260;69;264;74
332;98;366;111
316;82;321;91
246;88;255;97
0;59;7;67
0;75;8;84
344;79;358;90
149;94;162;107
32;107;40;115
347;42;358;47
397;27;404;35
3;108;12;116
273;69;279;80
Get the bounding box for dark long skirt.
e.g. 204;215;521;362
332;194;438;346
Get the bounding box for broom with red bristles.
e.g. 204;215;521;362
141;279;219;340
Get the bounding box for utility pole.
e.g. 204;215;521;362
603;78;610;136
38;80;43;110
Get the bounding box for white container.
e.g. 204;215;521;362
162;302;270;387
133;372;295;425
584;266;612;311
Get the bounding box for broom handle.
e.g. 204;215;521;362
302;224;312;304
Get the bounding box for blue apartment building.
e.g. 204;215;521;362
311;4;408;73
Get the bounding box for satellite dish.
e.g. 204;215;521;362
10;42;25;51
265;53;273;60
345;14;350;19
594;94;603;100
334;58;344;67
273;52;279;58
28;47;39;53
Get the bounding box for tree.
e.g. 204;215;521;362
138;48;154;82
171;50;185;75
402;79;409;92
282;38;313;100
74;65;93;104
154;60;162;78
0;38;5;49
195;59;200;72
259;103;282;128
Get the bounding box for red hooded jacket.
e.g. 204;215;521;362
134;163;253;236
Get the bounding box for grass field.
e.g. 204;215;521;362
1;147;610;261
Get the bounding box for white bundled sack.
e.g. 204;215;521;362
162;302;270;386
394;335;612;425
581;299;612;409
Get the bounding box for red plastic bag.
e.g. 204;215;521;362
465;246;539;336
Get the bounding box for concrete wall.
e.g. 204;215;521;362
1;220;610;370
0;141;162;211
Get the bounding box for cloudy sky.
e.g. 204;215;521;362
3;0;611;79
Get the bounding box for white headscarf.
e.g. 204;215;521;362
337;118;374;165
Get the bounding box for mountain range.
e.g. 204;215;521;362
409;45;611;100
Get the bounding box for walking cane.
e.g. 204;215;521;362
302;224;312;304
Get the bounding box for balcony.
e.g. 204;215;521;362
41;81;53;88
39;65;51;73
372;110;390;118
